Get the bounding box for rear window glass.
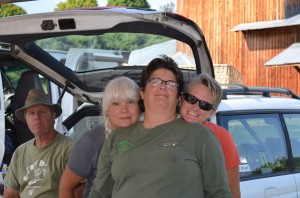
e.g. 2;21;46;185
35;33;197;72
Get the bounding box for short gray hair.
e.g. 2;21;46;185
183;73;222;108
102;77;140;136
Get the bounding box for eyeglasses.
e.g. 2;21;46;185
182;92;214;111
148;77;178;90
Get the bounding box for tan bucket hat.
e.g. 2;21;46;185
15;89;62;123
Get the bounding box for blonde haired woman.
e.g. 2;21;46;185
59;76;141;198
180;73;240;198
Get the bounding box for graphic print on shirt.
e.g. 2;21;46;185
23;159;48;196
116;140;134;153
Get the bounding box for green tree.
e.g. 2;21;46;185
56;0;97;11
159;2;175;12
0;4;26;17
107;0;150;8
37;33;170;52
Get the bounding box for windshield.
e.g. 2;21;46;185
35;33;196;72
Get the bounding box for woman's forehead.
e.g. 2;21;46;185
150;69;176;79
111;96;135;102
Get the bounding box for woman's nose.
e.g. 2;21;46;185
159;82;167;90
192;103;199;110
119;103;129;112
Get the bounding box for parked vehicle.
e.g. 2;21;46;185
210;85;300;197
0;7;213;186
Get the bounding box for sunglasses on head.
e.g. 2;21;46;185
182;92;214;111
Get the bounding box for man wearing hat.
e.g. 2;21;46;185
2;89;74;198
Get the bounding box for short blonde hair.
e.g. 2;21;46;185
102;76;140;136
183;73;222;109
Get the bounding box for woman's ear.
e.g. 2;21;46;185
139;87;144;100
177;97;182;108
176;96;183;114
209;108;217;118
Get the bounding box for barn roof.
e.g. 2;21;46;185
230;13;300;31
264;42;300;66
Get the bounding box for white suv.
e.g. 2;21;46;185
210;85;300;198
0;6;213;186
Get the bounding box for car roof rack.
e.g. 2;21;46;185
221;84;300;100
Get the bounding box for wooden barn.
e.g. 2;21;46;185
177;0;300;95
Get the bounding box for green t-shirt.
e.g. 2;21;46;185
3;133;74;198
89;118;232;198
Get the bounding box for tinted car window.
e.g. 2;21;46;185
283;114;300;169
220;114;289;177
37;34;196;72
66;114;103;141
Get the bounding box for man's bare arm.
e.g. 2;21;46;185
3;186;19;198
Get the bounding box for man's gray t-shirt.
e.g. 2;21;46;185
67;124;105;198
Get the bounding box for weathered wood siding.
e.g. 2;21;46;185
177;0;300;95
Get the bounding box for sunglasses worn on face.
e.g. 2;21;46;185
148;77;178;90
183;92;214;111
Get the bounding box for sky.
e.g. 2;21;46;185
15;0;176;14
